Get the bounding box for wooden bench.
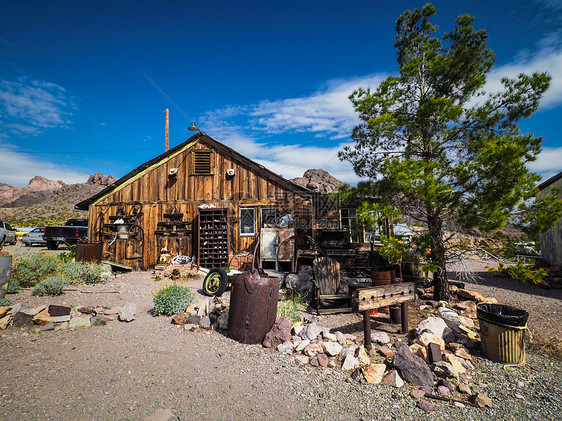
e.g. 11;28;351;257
353;282;415;350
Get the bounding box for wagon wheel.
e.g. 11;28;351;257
202;268;228;297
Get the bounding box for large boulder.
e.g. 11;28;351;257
263;317;292;348
392;342;435;386
415;316;449;338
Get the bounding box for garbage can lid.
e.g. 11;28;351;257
477;304;528;327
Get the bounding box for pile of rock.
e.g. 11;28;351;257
0;302;136;331
170;297;228;331
258;286;497;411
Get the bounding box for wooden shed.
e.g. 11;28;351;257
538;171;562;265
75;132;337;270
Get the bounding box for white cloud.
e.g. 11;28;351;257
0;77;73;135
0;147;89;187
249;76;385;139
198;75;387;184
485;48;562;109
528;146;562;180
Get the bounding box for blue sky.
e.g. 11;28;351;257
0;0;561;187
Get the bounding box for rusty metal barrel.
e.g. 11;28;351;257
228;271;279;344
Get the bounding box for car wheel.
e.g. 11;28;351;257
46;241;58;250
202;268;228;297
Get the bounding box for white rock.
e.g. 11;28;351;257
323;331;337;341
357;346;371;365
294;355;309;365
118;302;136;322
293;324;305;336
340;345;358;360
342;355;359;371
436;307;471;332
371;330;391;344
300;323;321;341
335;331;347;345
277;341;295;354
415;316;448;338
323;342;343;357
295;339;311;352
415;331;445;351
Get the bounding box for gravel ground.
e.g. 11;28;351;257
1;246;561;420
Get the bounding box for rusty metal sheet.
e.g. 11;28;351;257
76;242;103;263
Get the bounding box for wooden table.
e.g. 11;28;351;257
352;282;415;350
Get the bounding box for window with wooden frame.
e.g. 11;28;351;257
240;207;255;235
261;207;278;228
193;150;212;175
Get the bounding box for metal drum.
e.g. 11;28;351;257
228;270;279;344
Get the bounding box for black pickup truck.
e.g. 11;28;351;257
44;218;88;250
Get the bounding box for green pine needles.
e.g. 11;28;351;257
340;3;558;300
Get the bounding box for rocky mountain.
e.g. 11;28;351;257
0;176;66;207
0;173;114;227
290;169;344;193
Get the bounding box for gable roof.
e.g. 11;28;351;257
75;132;311;210
538;171;562;191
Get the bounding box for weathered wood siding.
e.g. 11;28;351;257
539;176;562;265
88;138;312;269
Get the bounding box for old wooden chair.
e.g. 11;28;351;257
312;256;352;314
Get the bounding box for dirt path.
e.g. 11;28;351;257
1;253;561;420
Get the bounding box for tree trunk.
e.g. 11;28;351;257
427;211;448;301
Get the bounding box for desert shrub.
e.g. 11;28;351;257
59;262;107;285
12;254;63;287
58;244;77;263
7;278;20;294
32;276;68;296
277;291;307;323
489;262;547;285
153;283;195;316
0;298;13;306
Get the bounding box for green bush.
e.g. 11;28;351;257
7;279;20;294
0;298;13;306
32;276;69;296
58;245;77;263
490;262;547;285
12;254;63;287
153;283;195;316
59;262;107;285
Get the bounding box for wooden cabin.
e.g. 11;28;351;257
75;132;339;270
538;171;562;265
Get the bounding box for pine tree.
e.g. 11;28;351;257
340;4;553;300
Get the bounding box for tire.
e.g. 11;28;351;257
202;268;228;297
10;237;17;245
46;240;58;250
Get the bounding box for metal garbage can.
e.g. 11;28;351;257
477;304;528;364
0;253;13;299
228;270;279;344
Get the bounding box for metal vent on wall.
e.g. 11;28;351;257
193;151;211;174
